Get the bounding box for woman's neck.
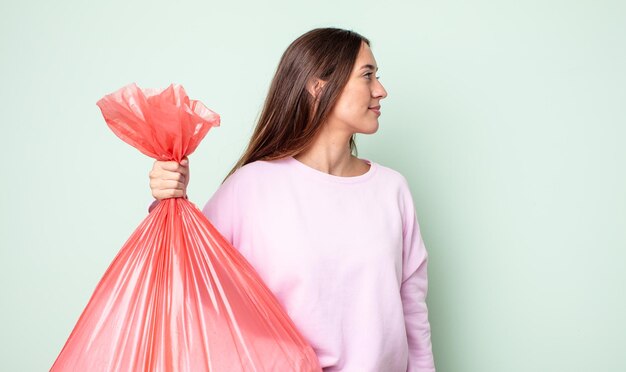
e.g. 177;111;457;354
293;128;368;177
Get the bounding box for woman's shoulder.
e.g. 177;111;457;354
223;157;290;184
370;159;411;188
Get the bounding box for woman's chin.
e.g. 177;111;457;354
362;122;380;135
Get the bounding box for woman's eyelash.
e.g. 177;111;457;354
364;72;381;79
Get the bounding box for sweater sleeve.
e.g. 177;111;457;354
201;176;238;246
400;179;435;372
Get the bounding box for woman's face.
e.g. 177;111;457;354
326;42;388;135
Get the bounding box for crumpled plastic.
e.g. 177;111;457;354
51;83;321;372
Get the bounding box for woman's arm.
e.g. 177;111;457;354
400;180;436;372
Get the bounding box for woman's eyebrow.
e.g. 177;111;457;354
359;64;378;71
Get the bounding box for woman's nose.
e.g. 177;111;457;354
373;79;388;99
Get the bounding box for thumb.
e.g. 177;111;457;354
180;157;189;166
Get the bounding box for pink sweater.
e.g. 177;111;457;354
201;156;435;372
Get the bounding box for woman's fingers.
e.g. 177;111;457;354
152;161;189;182
160;160;189;176
151;169;186;183
150;180;186;199
150;179;185;191
153;188;186;199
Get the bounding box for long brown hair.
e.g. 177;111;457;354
223;28;370;182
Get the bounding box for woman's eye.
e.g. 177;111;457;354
364;72;373;79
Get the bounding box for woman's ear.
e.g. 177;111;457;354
306;78;326;100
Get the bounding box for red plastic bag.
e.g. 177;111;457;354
51;83;321;371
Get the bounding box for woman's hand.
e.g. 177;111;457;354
149;158;190;200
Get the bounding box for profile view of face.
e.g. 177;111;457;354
326;42;388;135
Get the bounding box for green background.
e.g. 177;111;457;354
1;0;624;371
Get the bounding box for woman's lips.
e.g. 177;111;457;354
369;105;381;115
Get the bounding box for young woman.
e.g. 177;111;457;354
149;28;435;372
